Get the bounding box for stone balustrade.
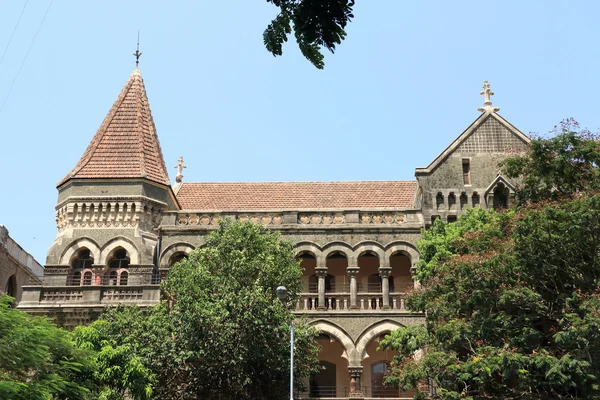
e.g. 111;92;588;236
296;292;408;313
18;285;160;308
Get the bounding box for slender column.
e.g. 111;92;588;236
348;267;360;309
379;267;392;310
315;267;328;310
349;366;364;398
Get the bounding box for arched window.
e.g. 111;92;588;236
5;275;16;297
371;362;396;397
436;193;444;211
493;183;509;209
448;192;457;211
82;271;93;286
119;271;128;286
169;252;187;267
104;248;130;285
460;192;468;210
472;192;480;208
108;270;118;286
68;249;94;286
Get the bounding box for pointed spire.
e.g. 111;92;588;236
58;68;170;187
477;81;500;113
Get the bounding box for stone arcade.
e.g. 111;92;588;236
18;68;529;399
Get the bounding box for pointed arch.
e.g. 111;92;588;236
160;242;196;267
59;237;101;265
311;320;360;366
356;320;404;362
100;237;139;265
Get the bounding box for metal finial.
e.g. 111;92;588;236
477;81;500;113
133;30;142;67
174;156;187;183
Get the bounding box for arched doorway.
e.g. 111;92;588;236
310;360;337;398
5;274;16;297
371;361;396;397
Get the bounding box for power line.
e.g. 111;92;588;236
0;0;53;116
0;0;29;70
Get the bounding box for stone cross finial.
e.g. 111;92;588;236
174;156;187;183
477;81;500;113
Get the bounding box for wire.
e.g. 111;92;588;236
0;0;53;116
0;0;29;69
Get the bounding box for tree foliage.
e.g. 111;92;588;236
79;220;320;400
381;123;600;399
264;0;355;69
0;295;94;400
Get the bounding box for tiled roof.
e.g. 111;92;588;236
176;181;418;210
58;68;170;187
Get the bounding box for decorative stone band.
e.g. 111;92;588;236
55;196;167;231
169;209;422;228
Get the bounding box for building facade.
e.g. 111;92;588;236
0;225;43;305
18;69;529;399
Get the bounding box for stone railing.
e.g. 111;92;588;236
0;225;44;278
163;209;423;229
18;285;160;308
295;292;408;312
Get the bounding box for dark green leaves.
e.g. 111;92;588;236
264;0;355;69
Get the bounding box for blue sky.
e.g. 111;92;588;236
1;0;599;263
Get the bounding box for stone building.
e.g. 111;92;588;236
18;68;529;399
0;225;43;305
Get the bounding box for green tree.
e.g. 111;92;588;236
264;0;355;69
381;123;600;399
0;295;95;400
83;220;320;400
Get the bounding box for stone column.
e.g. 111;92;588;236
315;267;328;310
379;267;392;310
349;366;364;398
348;267;360;309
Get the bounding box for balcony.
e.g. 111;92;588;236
18;284;161;309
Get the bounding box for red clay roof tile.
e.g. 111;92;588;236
176;181;418;210
58;68;170;187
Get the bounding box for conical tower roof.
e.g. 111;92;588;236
58;68;170;187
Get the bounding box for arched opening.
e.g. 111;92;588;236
299;254;317;292
362;332;414;398
472;192;480;208
82;271;93;286
371;362;396;397
390;252;413;294
326;252;348;293
436;192;444;211
493;183;509;210
460;192;468;210
104;248;130;285
5;274;16;297
68;248;94;286
169;252;187;267
448;192;457;211
119;271;128;286
358;252;381;310
307;334;350;398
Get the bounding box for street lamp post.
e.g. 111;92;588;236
276;286;294;400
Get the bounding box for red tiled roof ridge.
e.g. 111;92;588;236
57;68;170;187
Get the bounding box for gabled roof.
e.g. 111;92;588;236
415;111;530;175
176;181;419;211
58;68;170;187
